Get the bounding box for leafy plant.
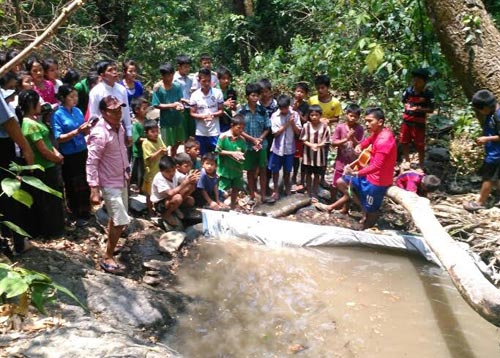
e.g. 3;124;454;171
0;263;86;315
0;162;87;322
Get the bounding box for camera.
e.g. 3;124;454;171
41;103;53;114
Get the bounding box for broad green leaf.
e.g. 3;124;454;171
1;221;31;238
23;271;52;285
0;274;29;298
365;44;384;73
8;162;44;173
1;178;20;196
31;283;51;314
21;176;62;199
12;189;33;208
52;281;88;311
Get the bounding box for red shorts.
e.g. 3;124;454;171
294;140;303;159
399;122;425;151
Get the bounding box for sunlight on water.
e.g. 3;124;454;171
165;237;500;358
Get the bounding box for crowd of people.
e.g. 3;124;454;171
1;50;499;274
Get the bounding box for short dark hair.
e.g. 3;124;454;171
202;152;217;163
365;106;385;121
216;66;232;79
294;82;309;93
175;152;192;165
314;74;330;88
412;68;430;81
131;96;149;114
87;71;100;88
198;68;211;78
96;60;115;76
42;58;58;72
159;63;175;75
0;71;17;87
200;53;212;62
123;59;139;73
277;94;291;108
184;137;200;150
56;84;75;102
308;104;323;115
472;89;497;110
422;175;441;192
25;56;43;73
345;103;362;116
245;83;261;96
159;155;176;171
176;55;191;66
143;119;158;132
257;78;272;91
231;113;245;126
61;68;80;86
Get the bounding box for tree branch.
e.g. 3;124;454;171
0;0;87;77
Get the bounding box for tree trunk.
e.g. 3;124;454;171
386;186;500;327
425;0;500;99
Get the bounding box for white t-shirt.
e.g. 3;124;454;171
151;171;186;203
190;87;224;137
88;81;132;137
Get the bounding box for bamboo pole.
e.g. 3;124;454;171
386;186;500;327
0;0;86;77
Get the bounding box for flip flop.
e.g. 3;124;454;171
463;201;486;212
100;259;124;274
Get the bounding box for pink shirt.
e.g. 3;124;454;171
34;80;57;104
332;122;364;171
86;118;129;188
357;127;396;186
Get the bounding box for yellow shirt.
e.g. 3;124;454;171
142;137;166;183
308;95;342;119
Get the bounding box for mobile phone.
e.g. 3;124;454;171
89;116;99;126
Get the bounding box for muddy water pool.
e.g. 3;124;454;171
165;237;500;357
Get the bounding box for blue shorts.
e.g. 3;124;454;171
268;153;294;173
343;175;389;213
196;135;218;156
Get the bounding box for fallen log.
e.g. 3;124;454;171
386;186;500;327
254;193;311;218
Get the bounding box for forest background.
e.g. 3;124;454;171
1;0;500;174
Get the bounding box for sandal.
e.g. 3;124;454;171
100;259;124;274
463;201;486;212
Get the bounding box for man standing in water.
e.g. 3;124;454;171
337;107;397;229
87;96;130;274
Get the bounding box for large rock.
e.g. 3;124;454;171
157;231;186;253
427;147;450;162
5;316;181;358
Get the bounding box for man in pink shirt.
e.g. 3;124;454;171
341;106;397;229
87;95;130;274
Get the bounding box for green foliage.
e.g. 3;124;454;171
0;263;86;314
0;162;85;316
0;162;62;237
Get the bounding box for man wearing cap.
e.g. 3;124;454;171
87;60;132;146
400;68;435;168
86;95;130;273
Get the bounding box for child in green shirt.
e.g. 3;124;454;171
215;114;247;209
131;96;148;192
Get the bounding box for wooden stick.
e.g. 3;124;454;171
386;186;500;327
0;0;86;77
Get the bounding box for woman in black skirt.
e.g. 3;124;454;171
51;85;92;227
19;89;65;237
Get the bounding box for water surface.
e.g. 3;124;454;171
165;237;500;357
